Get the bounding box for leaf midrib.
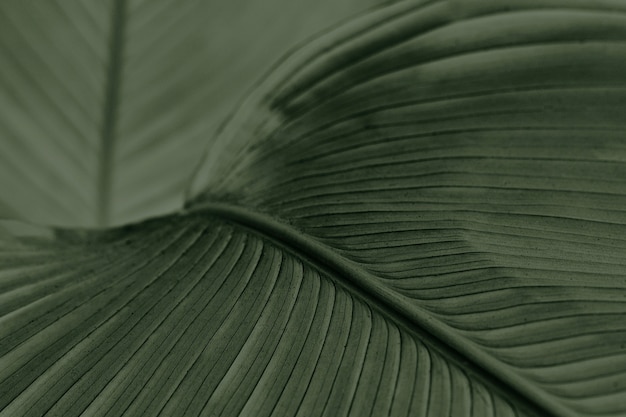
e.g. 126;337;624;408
190;201;576;417
97;0;127;227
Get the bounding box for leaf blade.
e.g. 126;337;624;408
2;0;626;415
187;1;626;414
0;0;110;226
0;0;394;227
0;215;538;417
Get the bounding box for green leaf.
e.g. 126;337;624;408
0;215;541;417
2;0;626;416
0;0;388;227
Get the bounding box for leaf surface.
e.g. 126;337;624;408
0;215;539;417
2;0;626;416
0;0;389;227
185;0;626;414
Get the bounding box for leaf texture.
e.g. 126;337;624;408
0;0;391;227
1;0;626;416
0;0;110;226
185;0;626;415
0;215;535;417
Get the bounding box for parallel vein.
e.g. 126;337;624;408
192;203;568;417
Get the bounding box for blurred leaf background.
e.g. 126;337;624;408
0;0;393;227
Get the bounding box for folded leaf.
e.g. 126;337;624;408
185;0;626;414
2;0;626;416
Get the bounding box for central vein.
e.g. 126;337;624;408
97;0;127;227
190;201;572;417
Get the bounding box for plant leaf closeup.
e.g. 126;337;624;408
2;0;626;416
0;0;389;227
1;215;540;417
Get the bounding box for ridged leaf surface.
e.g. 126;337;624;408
1;0;626;416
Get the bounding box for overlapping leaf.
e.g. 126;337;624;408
1;0;626;416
